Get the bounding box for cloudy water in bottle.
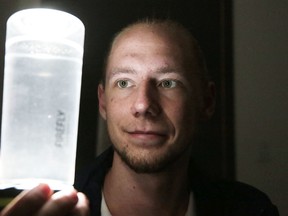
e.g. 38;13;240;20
0;9;85;190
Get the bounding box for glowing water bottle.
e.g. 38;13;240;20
0;8;85;190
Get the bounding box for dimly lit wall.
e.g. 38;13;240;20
234;1;288;215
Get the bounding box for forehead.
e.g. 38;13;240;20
114;24;188;51
107;24;189;68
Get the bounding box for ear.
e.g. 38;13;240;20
201;81;216;121
98;84;107;120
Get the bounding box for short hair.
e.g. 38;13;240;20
101;18;210;87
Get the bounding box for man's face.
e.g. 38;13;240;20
98;25;204;173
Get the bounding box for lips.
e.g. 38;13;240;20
125;130;168;146
131;130;166;135
129;131;166;138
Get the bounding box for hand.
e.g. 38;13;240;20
0;184;90;216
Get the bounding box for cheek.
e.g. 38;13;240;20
107;99;118;116
165;98;186;123
167;97;198;130
106;96;127;120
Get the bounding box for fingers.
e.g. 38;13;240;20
35;189;79;216
0;184;52;216
70;192;90;216
0;186;90;216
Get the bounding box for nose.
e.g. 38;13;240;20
131;82;161;118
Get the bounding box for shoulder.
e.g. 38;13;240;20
74;147;114;216
192;180;279;216
74;146;113;191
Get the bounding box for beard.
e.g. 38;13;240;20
113;143;189;174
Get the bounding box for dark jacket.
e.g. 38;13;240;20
75;147;279;216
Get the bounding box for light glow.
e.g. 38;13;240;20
7;8;84;42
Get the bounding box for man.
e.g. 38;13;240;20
1;19;278;216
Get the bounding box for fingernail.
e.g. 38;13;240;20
35;183;52;198
52;189;79;204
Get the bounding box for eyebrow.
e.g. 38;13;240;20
155;66;180;74
111;66;182;77
110;67;137;77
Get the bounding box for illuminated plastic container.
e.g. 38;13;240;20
0;8;85;190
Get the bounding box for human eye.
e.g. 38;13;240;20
116;79;132;88
160;79;178;89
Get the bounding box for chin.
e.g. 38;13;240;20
114;144;187;174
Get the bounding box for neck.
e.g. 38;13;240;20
103;151;191;216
